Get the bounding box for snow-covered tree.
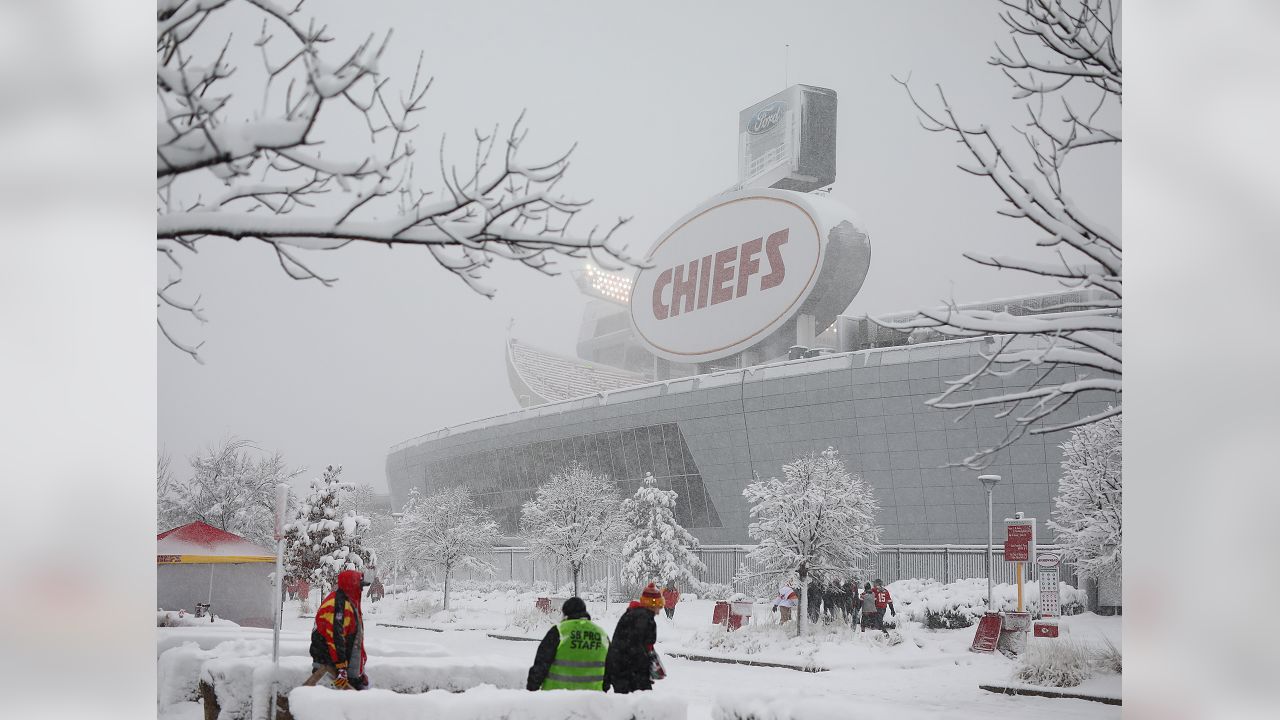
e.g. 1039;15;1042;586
737;448;882;634
383;486;498;610
520;464;627;596
1048;415;1121;582
887;0;1122;467
284;464;374;590
157;449;185;532
159;437;303;547
156;0;633;362
621;473;705;591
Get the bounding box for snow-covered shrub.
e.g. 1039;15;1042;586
890;577;1087;626
1013;638;1097;688
507;605;555;634
398;594;444;620
697;582;734;601
924;607;973;630
287;685;687;720
1095;637;1122;675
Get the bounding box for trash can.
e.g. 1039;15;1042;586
712;600;730;625
727;601;753;631
997;611;1032;657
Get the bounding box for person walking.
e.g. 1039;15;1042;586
307;569;371;690
872;579;896;634
526;597;609;691
661;582;680;620
604;583;664;693
859;582;879;634
771;582;798;623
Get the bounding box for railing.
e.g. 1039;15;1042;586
431;544;1074;596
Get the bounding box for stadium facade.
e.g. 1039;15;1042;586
385;84;1119;547
387;310;1117;545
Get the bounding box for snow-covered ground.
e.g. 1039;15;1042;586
161;586;1121;720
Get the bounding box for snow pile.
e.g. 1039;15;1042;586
287;685;686;720
158;610;240;628
198;655;529;719
158;642;217;707
889;578;1086;628
712;694;854;720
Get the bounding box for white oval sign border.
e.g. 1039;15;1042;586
629;189;828;364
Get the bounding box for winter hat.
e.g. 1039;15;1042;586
638;582;664;610
562;597;588;618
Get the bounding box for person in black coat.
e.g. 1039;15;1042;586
604;584;663;693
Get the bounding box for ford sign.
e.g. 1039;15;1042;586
746;101;786;135
629;188;869;364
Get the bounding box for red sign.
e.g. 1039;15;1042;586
970;613;1002;653
1034;622;1059;638
1007;525;1032;543
1004;540;1030;561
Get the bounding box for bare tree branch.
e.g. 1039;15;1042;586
157;0;635;361
890;0;1121;468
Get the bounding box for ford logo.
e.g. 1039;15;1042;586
747;101;786;135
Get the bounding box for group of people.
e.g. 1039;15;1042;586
303;571;675;693
772;578;896;634
526;582;670;693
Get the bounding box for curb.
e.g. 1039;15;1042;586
487;633;542;642
376;623;444;632
979;683;1121;705
664;651;829;673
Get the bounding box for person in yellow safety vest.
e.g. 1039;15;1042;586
526;597;610;691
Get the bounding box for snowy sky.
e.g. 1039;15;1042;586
158;0;1120;494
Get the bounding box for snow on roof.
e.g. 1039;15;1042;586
506;338;649;405
157;521;273;558
390;334;1027;454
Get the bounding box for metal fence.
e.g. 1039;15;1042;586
438;544;1074;596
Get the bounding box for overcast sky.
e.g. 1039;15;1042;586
158;0;1120;495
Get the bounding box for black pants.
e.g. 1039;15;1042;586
664;607;675;619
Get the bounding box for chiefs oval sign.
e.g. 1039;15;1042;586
630;188;863;364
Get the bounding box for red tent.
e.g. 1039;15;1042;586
157;521;276;627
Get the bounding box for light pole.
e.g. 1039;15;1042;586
978;474;1001;613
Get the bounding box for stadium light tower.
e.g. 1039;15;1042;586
978;474;1002;612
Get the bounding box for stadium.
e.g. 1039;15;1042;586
385;85;1119;551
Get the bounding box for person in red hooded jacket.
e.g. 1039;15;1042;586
309;569;371;690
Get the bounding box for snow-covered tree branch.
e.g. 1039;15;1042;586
1048;414;1120;582
520;464;627;596
736;448;882;635
157;0;635;362
888;0;1121;468
621;473;706;592
383;486;498;610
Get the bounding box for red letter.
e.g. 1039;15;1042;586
710;246;738;305
736;237;763;299
651;268;673;320
696;254;713;309
669;259;698;317
760;228;789;290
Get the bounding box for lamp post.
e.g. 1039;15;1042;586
978;474;1001;613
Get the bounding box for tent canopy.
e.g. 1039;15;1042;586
157;521;275;564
